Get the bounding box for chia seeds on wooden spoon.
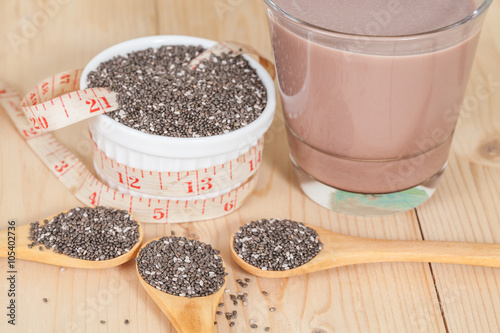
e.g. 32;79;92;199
233;218;323;271
28;206;140;261
86;45;267;138
136;236;226;297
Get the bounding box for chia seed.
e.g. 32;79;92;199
136;236;225;297
233;218;323;271
87;45;267;138
28;207;140;261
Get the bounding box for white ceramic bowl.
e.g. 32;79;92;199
81;35;276;173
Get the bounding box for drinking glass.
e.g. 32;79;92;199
264;0;492;216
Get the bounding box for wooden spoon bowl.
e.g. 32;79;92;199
0;210;144;269
136;237;226;333
230;222;500;278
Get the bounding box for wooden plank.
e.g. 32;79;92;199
417;154;500;333
417;1;500;332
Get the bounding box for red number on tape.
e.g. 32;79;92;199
22;128;39;138
224;200;234;212
186;181;194;194
54;160;69;173
29;93;37;105
200;177;212;191
89;192;97;205
153;207;165;220
60;74;71;84
41;82;49;95
100;96;112;108
86;98;100;113
117;172;141;189
129;176;140;189
29;116;49;130
86;96;113;113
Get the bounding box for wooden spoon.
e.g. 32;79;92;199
136;237;226;333
0;210;144;269
230;222;500;278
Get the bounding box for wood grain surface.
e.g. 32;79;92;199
0;0;499;332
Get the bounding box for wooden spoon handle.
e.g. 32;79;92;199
346;238;500;268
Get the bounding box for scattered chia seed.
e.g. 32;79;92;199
136;236;225;297
216;311;223;315
251;324;258;328
230;322;235;327
265;327;270;331
124;319;129;325
43;298;47;303
218;302;224;307
100;320;106;324
233;218;323;271
28;207;139;261
217;276;276;330
87;45;267;138
262;291;268;296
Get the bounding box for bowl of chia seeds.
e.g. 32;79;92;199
81;35;275;201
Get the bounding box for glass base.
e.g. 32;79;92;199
292;158;446;216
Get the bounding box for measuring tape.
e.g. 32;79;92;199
0;41;274;223
92;138;263;197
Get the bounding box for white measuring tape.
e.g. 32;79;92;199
0;41;274;223
92;138;263;197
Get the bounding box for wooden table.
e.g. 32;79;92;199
1;1;499;332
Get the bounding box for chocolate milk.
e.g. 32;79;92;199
270;0;480;193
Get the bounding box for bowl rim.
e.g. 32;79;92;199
81;35;276;158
